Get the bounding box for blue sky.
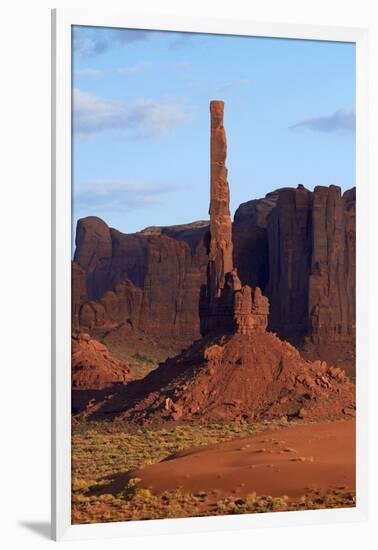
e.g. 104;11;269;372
72;26;355;236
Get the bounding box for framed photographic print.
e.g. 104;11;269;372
51;8;369;541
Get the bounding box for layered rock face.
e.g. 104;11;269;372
232;191;278;292
73;185;355;367
308;186;355;346
201;101;269;336
264;185;355;366
73;218;209;343
72;262;87;330
232;185;355;368
266;186;313;340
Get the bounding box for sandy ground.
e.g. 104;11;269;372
129;420;355;500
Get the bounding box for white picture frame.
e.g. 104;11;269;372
51;8;370;541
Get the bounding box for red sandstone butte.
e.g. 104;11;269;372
233;185;356;370
72;221;209;345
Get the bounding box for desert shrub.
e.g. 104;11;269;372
71;419;355;524
132;352;155;364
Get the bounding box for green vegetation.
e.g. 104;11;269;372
97;328;188;380
72;479;355;524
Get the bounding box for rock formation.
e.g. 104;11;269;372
91;332;355;424
266;186;313;340
72;189;355;369
72;332;129;389
202;100;269;336
72;220;209;345
73;101;355;424
71;106;355;371
308;185;355;346
233;185;356;371
264;185;355;370
72;262;87;330
208;100;233;296
232;191;278;292
74;216;113;275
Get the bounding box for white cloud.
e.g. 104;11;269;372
75;68;103;78
117;61;152;75
73;36;108;57
73;27;150;57
73;88;193;139
289;106;355;134
74;181;176;212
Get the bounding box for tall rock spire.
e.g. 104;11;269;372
208;100;233;299
201;100;269;336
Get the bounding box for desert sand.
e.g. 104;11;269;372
127;420;355;501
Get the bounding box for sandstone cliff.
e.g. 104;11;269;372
73;218;209;345
266;185;313;340
72;184;355;369
233;185;356;370
232;191;278;296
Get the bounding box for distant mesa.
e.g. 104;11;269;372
139;220;210;236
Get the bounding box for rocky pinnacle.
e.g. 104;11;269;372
209;100;233;299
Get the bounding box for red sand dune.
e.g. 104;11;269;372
130;421;355;500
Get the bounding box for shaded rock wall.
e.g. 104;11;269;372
72;185;355;366
264;185;355;355
232;191;278;295
308;186;355;346
72;261;87;330
228;185;355;365
74;216;112;275
73;218;209;342
266;186;313;339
